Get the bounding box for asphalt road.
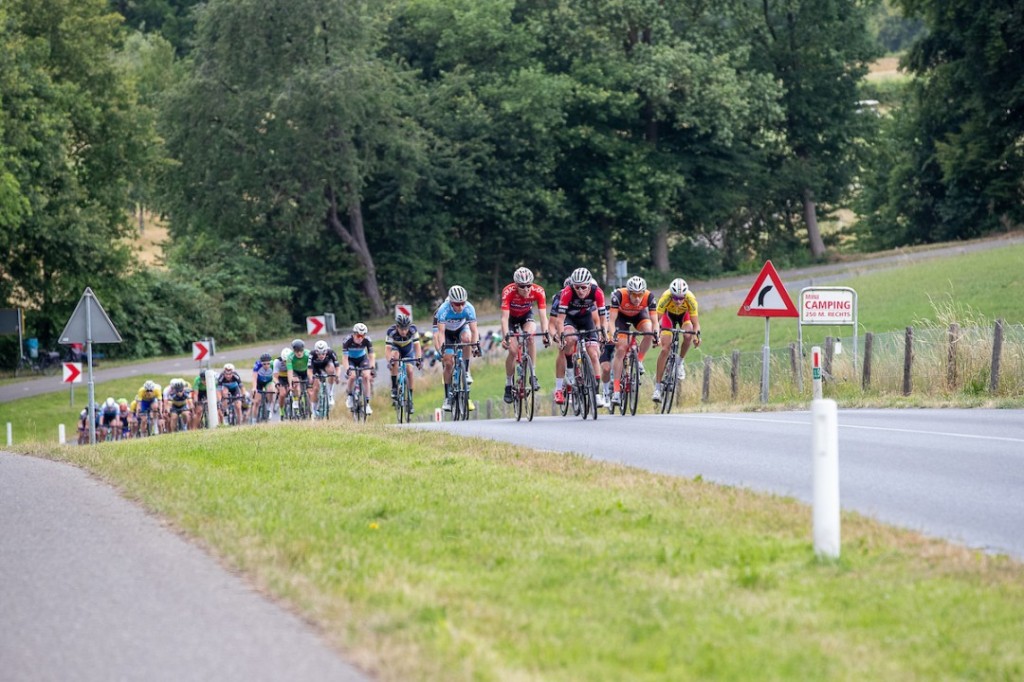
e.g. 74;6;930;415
413;408;1024;559
0;452;368;682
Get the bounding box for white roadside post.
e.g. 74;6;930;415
811;346;823;400
6;422;11;446
58;424;66;444
206;369;218;429
812;398;840;559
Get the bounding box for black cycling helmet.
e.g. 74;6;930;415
291;338;305;351
259;352;272;362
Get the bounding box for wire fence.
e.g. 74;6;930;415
672;320;1024;403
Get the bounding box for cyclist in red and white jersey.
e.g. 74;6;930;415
499;267;550;403
549;267;609;407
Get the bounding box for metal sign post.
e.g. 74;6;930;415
58;288;122;445
737;261;799;404
798;287;858;374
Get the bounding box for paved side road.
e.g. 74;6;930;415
0;452;368;682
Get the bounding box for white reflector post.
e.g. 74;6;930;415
812;399;840;558
206;369;218;429
6;422;11;446
59;424;66;445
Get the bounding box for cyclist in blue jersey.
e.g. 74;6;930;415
435;285;480;412
341;323;376;415
251;352;277;420
217;363;245;426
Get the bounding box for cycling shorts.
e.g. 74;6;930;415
391;342;416;360
443;328;472;354
169;404;190;414
599;342;615;365
614;311;653;332
101;413;119;426
255;376;275;391
508;313;534;332
291;369;310;383
346;356;371;371
660;311;691;330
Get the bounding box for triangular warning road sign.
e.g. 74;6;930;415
58;287;123;344
737;261;799;318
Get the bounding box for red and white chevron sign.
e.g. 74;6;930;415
63;362;83;383
306;315;326;335
192;341;210;361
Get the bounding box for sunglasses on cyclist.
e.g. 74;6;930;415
573;284;591;291
450;301;465;307
672;295;686;302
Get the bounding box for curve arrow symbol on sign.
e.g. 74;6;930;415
307;316;326;335
757;285;774;307
192;342;209;362
63;363;82;383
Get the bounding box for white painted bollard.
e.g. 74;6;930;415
59;424;66;445
6;422;11;446
206;369;219;429
812;398;840;558
434;407;442;422
811;345;823;401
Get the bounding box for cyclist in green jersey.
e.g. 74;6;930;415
286;339;314;410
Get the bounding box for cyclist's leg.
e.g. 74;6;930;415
611;321;629;394
655;312;674;382
388;348;401;397
637;316;655;364
679;313;695;359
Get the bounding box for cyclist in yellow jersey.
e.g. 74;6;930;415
652;278;702;403
134;380;164;434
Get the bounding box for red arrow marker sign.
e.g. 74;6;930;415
306;316;326;335
192;341;209;361
63;362;83;383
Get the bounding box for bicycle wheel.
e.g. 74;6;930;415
524;354;536;422
618;355;630;416
319;386;330;420
581;358;598;420
457;358;470;421
627;353;640;416
513;364;524;422
394;377;406;424
575;360;589;420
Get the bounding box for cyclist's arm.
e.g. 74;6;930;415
500;309;510;338
690;313;701;345
468;320;479;345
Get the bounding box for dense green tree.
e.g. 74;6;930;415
110;0;201;56
161;0;432;318
750;0;880;259
0;0;156;343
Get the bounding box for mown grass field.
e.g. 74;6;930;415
17;423;1024;681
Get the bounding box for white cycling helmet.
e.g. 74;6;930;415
669;278;689;297
353;322;369;335
105;397;116;408
314;340;329;352
281;347;291;360
570;268;592;285
223;363;235;372
513;267;534;286
395;311;412;327
143;380;155;391
448;285;468;303
626;275;646;293
171;378;184;389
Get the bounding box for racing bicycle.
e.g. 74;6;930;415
390;357;420;424
657;329;699;414
614;330;657;416
506;330;548;422
559;330;601;420
446;342;480;422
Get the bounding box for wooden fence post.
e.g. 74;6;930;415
731;350;741;400
947;323;960;390
486;399;493;419
789;343;799;388
990;318;1004;394
862;332;873;390
702;357;711;403
903;326;914;396
823;336;834;380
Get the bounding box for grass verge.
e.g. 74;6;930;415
16;423;1024;680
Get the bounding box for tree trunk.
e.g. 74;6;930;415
803;187;826;259
602;218;616;286
652;224;669;273
324;184;386;317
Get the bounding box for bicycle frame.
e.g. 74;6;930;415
347;367;367;422
560;330;601;420
313;372;331;420
658;329;698;414
390;357;419;423
446;342;479;422
507;331;547;422
614;330;656;416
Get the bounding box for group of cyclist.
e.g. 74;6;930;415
492;266;701;408
74;267;698;438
